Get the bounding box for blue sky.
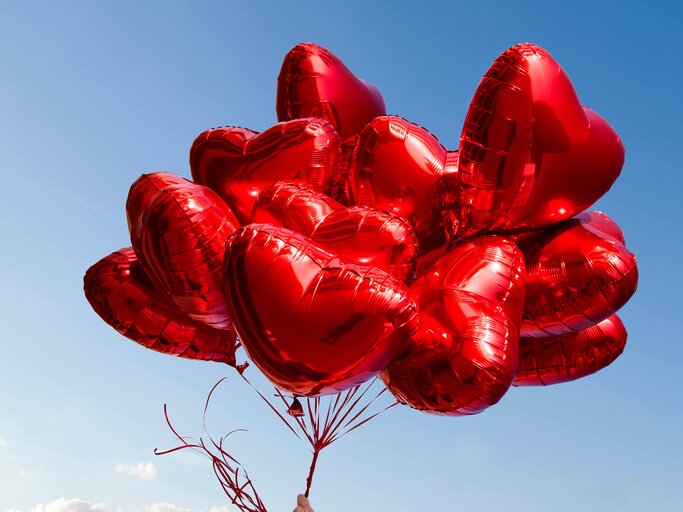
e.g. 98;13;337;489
1;1;681;511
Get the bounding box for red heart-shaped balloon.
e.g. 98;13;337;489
519;211;638;338
381;237;526;415
224;224;418;396
277;42;386;141
190;118;344;224
84;248;237;364
125;172;189;234
128;174;240;328
252;181;418;281
441;43;624;239
514;315;626;386
348;116;458;252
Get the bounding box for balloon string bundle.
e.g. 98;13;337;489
240;373;397;496
155;374;396;509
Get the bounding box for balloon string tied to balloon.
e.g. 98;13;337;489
240;373;398;497
155;378;269;512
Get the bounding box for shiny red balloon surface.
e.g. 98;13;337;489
277;42;386;141
348;116;457;252
441;43;624;239
252;181;418;281
190;119;343;224
519;211;638;338
514;315;626;386
381;237;526;415
128;174;240;328
224;224;418;396
84;248;237;364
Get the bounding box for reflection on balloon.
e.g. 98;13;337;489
224;224;418;396
381;237;526;415
514;315;627;386
84;248;237;364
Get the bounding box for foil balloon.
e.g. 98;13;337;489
441;43;624;239
252;181;418;282
224;224;418;396
514;315;627;386
276;42;386;142
348;116;457;253
125;172;189;234
190;118;344;224
519;211;638;338
381;237;526;415
128;174;240;328
84;248;237;365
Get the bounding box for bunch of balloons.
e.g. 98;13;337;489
84;42;638;417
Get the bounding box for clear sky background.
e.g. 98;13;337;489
1;1;681;511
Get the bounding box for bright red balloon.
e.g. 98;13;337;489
128;174;240;329
441;43;624;239
84;248;237;365
381;237;526;415
519;211;638;338
348;116;457;252
277;42;386;142
126;172;189;234
224;224;418;396
514;315;627;386
190;119;344;224
252;181;418;282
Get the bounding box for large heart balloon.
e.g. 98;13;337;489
84;248;237;364
276;42;386;141
128;174;240;328
441;43;624;239
381;237;526;415
514;315;626;386
224;224;418;396
348;115;457;252
518;211;638;338
190;118;344;224
252;181;418;281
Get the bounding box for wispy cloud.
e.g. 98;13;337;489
146;504;191;512
0;436;7;449
114;462;158;480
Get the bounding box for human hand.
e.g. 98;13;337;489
293;494;314;512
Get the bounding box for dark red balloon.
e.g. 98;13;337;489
128;174;240;329
514;315;627;386
190;119;344;224
441;43;624;239
277;42;386;141
348;116;457;252
519;211;638;338
381;237;526;415
84;248;237;365
224;224;418;396
252;181;418;282
126;172;189;234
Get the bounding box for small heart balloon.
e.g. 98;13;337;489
514;315;627;386
190;118;344;224
84;248;237;364
128;175;240;328
224;224;418;396
381;237;526;415
126;172;189;234
348;116;457;252
252;181;418;281
277;42;386;141
441;43;624;239
519;211;638;338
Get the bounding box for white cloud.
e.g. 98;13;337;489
147;504;191;512
0;436;7;448
4;498;231;512
114;462;158;480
